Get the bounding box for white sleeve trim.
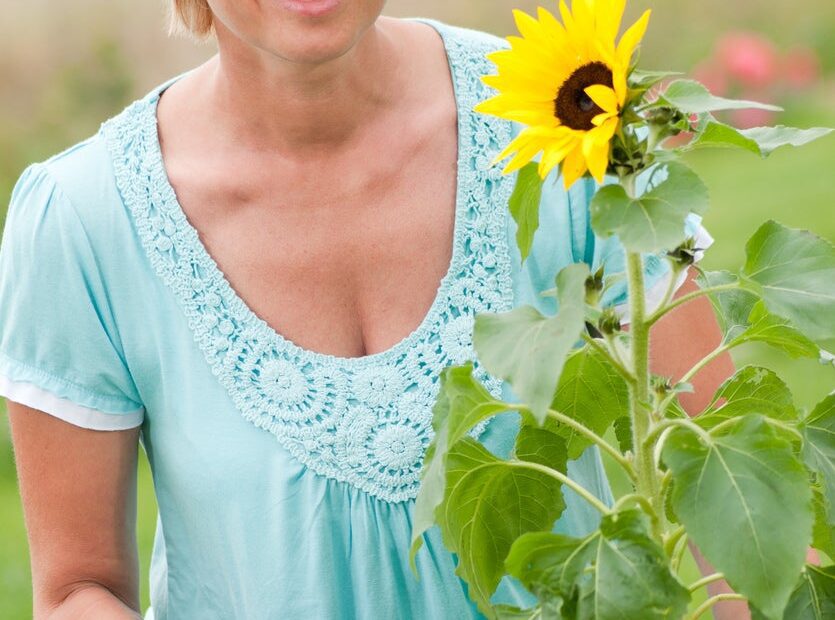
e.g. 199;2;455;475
0;373;144;431
615;224;715;325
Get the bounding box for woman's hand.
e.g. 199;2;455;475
7;401;143;619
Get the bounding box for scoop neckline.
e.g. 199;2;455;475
144;17;470;368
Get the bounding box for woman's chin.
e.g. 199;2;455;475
278;0;343;19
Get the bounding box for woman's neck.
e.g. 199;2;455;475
202;16;406;155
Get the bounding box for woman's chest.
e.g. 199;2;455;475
166;129;459;360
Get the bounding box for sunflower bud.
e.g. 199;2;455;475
667;237;700;267
652;376;673;400
584;265;606;306
597;307;622;336
645;106;677;125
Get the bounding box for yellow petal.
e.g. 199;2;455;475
613;68;628;107
491;131;533;166
617;9;651;69
512;8;542;41
584;84;618;113
596;0;626;44
583;130;611;182
503;141;545;175
538;134;577;179
537;6;566;41
561;144;588;190
591;110;614;126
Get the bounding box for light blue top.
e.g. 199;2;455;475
0;18;704;620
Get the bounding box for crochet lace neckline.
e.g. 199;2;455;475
102;17;516;503
150;20;470;367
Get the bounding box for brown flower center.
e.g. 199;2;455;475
555;61;614;130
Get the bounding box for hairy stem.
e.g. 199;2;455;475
679;343;733;386
613;493;656;517
645;282;740;327
626;250;664;541
687;593;747;620
671;532;689;573
582;333;635;384
540;408;636;481
688;573;726;593
510;461;611;515
663;526;686;558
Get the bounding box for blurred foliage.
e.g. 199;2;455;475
1;1;834;617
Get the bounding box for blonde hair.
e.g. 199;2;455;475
169;0;214;39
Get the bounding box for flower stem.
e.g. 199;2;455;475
679;343;733;386
646;282;740;327
688;573;726;593
613;493;656;517
687;593;747;620
510;461;611;515
626;250;664;541
542;408;637;481
582;333;635;384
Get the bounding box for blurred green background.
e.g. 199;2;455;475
1;0;834;617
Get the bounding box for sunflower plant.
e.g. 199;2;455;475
410;1;835;619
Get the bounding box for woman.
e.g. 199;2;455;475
0;1;736;618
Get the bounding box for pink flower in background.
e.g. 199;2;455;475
715;31;779;89
692;59;729;96
781;46;821;89
652;31;826;141
729;106;777;129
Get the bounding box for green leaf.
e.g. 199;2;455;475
544;346;630;459
590;161;709;253
473;263;588;424
515;426;569;473
504;530;584;602
697;270;759;342
662;415;813;619
697;271;819;357
678;117;833;157
494;602;562;620
699;365;797;427
802;395;835;529
812;485;835;559
680;117;763;154
730;302;821;358
509;163;543;263
410;364;511;570
738;125;835;157
628;69;685;89
654;79;783;113
506;510;690;620
782;565;835;620
613;415;634;453
742;221;835;344
440;437;568;617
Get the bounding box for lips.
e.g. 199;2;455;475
281;0;342;18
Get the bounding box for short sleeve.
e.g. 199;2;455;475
559;165;713;323
0;163;144;430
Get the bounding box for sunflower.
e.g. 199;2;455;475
475;0;651;190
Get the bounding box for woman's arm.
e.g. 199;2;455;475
7;401;143;619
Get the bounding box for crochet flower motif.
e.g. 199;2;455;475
257;358;309;406
351;366;408;409
441;314;477;364
372;423;425;471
